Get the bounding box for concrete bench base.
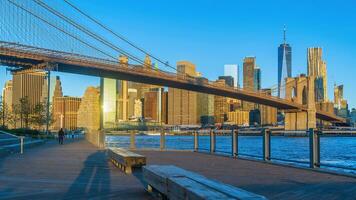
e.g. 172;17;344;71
108;147;146;174
143;165;267;200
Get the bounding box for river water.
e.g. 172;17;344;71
106;135;356;173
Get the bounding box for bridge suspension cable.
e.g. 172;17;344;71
6;0;117;60
31;0;146;66
63;0;178;72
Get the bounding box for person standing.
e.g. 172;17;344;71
58;128;64;145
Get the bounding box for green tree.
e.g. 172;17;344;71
19;97;31;129
8;104;20;129
0;103;9;128
31;102;46;130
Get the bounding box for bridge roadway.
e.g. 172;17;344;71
0;139;355;199
0;41;345;123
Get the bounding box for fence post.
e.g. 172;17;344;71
160;130;166;150
130;131;136;150
232;128;238;157
309;128;320;168
194;130;198;152
262;128;271;161
210;129;215;153
20;136;24;154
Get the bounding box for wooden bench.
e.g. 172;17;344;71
143;165;267;200
107;147;146;174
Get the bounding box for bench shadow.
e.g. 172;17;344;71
63;151;111;199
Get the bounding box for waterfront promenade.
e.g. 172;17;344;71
0;140;355;199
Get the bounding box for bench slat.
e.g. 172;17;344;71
108;147;146;174
143;165;266;200
168;176;236;200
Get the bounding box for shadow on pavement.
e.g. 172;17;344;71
64;151;111;199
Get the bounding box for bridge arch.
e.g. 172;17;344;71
291;87;297;99
302;86;308;105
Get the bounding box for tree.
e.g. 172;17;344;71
8;104;20;129
19;97;31;129
0;103;9;128
31;102;46;130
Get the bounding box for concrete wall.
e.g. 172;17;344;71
85;129;105;149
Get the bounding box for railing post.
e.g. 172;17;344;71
130;131;136;150
20;136;24;154
210;129;215;153
309;128;320;168
160;130;166;150
262;128;271;161
194;130;198;152
232;128;238;157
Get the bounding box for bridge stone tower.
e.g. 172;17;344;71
284;74;316;130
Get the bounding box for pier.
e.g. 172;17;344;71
0;139;355;199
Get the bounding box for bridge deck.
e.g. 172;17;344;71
0;140;354;199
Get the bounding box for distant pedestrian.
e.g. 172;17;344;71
58;128;64;145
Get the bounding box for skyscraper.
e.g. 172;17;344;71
52;96;81;130
2;80;12;111
334;84;344;108
254;67;261;91
277;26;292;98
333;84;349;118
12;71;46;111
214;79;228;123
307;47;328;102
218;76;234;87
243;57;256;91
224;64;239;88
100;78;117;128
242;57;258;111
168;61;198;125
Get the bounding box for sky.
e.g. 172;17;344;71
1;0;356;108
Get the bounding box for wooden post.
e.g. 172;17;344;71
160;130;166;150
309;128;320;168
232;129;238;157
210;129;215;153
194;130;198;152
262;128;271;161
130;131;136;150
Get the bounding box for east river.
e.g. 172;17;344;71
106;135;356;173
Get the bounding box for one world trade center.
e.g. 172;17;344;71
278;25;292;98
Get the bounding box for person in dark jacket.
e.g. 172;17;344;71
58;128;64;145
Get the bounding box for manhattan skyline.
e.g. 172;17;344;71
0;0;355;109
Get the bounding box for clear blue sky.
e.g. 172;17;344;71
1;0;355;108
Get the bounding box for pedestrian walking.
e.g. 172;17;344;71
58;128;64;145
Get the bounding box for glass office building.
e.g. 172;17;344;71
254;67;261;91
100;78;117;129
224;64;239;88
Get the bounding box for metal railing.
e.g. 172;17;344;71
108;129;355;173
0;130;24;154
192;128;355;172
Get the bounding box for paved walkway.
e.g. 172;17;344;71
137;150;356;200
0;140;151;200
0;140;355;199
